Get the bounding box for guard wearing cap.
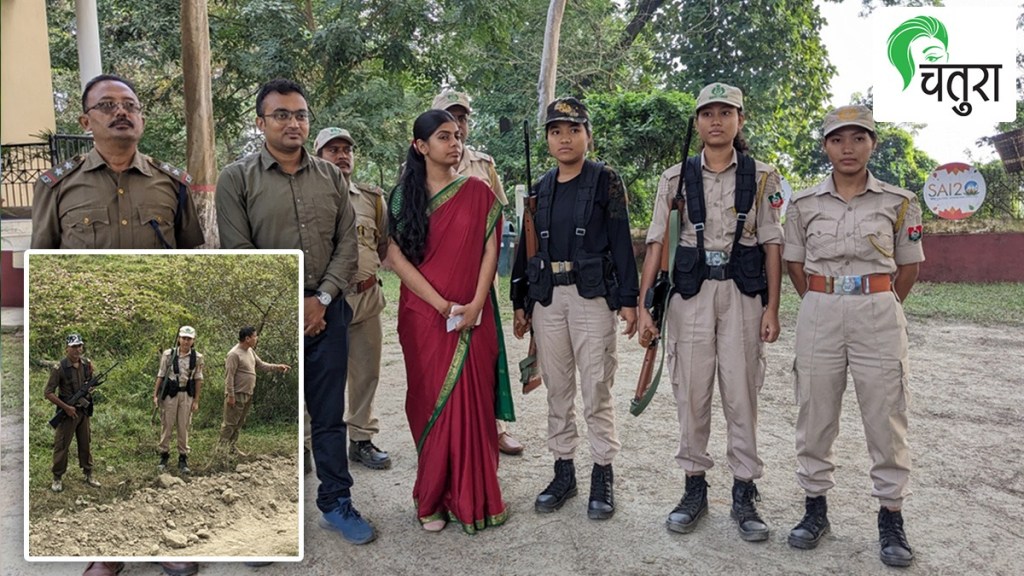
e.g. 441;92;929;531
314;127;392;470
44;333;101;492
638;82;783;541
510;97;639;520
783;104;923;567
432;89;524;456
31;73;205;249
153;325;204;474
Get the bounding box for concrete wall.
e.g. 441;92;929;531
1;0;57;144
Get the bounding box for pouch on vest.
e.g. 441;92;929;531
574;253;607;300
163;378;180;399
730;243;768;303
526;252;554;307
672;246;707;299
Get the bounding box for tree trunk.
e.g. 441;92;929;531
181;0;219;247
537;0;567;125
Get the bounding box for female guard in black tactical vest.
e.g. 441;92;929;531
637;83;784;541
510;97;639;520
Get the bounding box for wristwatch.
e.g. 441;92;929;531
314;290;332;307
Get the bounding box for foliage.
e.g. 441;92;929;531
41;0;1015;226
27;253;299;422
587;90;697;227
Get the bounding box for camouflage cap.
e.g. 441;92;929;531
313;127;355;154
66;333;84;347
178;325;196;338
822;105;875;137
431;90;472;114
696;82;744;111
544;97;589;126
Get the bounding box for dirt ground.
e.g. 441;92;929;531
3;316;1024;575
26;456;299;558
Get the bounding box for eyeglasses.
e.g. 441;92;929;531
260;109;314;124
86;101;144;115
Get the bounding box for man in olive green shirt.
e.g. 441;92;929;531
215;78;374;546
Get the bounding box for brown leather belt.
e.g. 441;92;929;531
354;275;379;294
807;273;892;295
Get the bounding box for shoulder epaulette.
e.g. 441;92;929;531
662;162;684;182
38;155;86;188
149;157;194;187
879;181;916;200
355;182;385;196
790;183;822;202
467;147;495;165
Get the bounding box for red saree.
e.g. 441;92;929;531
397;176;508;533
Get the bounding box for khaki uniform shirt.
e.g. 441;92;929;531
44;357;92;407
458;147;508;205
646;150;784;249
349;181;388;286
215;146;358;299
783;171;925;276
224;344;271;397
157;349;205;382
31;147;204;249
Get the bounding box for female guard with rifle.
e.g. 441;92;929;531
637;83;783;541
510;97;639;521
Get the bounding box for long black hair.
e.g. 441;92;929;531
389;109;457;266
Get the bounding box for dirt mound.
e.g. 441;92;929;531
28;455;299;558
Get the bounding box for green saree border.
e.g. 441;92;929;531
416;329;471;454
426;176;468;216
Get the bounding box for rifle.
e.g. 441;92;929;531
630;115;694;416
49;360;120;428
517;119;543;394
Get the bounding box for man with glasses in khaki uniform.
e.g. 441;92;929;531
31;73;204;250
784;105;924;568
432;89;523;455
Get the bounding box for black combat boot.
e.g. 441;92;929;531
178;453;191;475
349;440;392;470
158;452;170;472
788;495;830;549
535;459;577;513
878;507;914;567
587;463;614;520
731;478;769;542
666;474;708;534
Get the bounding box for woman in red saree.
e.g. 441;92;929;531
387;109;510;533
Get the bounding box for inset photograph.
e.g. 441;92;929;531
24;251;301;561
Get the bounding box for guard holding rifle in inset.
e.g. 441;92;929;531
45;333;103;492
153;326;204;475
510;97;639;520
637;82;783;541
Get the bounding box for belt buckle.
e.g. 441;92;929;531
838;275;862;295
555;261;568;273
705;251;728;267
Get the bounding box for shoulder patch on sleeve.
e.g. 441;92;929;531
148;157;194;186
38;155;85;187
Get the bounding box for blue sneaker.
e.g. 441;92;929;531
318;497;377;544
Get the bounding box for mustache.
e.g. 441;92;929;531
109;118;135;128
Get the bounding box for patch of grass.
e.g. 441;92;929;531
27;357;296;518
903;282;1024;325
1;332;24;416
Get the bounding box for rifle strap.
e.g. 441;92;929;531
635;208;680;413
